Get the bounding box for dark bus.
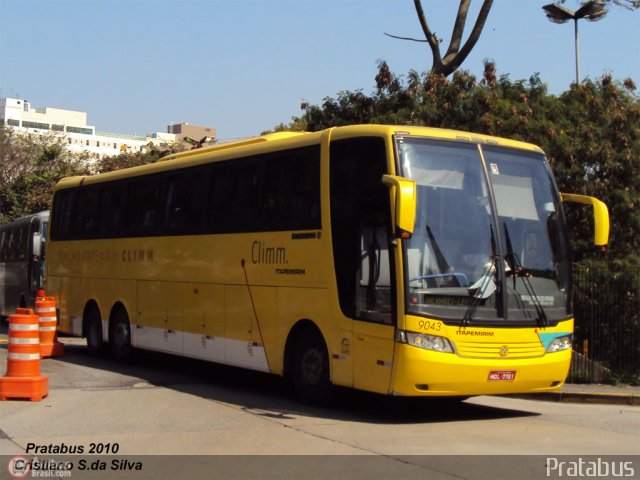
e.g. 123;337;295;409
0;211;49;318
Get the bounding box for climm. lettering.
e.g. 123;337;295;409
252;241;287;265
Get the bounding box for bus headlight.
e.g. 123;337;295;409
546;335;572;353
396;330;454;353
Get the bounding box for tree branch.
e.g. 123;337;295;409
413;0;443;69
383;32;427;43
445;0;493;75
385;0;495;77
445;0;471;60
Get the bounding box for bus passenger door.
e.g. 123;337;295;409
351;226;395;394
329;137;396;395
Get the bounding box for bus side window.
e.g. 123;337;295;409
8;230;17;261
165;169;208;233
286;150;321;230
208;163;236;232
262;157;291;230
330;137;394;324
262;148;321;231
73;188;100;238
229;162;263;232
51;190;77;241
126;177;164;235
97;183;126;237
17;226;28;261
0;231;6;261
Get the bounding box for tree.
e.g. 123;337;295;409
0;126;93;224
386;1;637;78
95;141;185;174
0;125;41;185
385;0;494;77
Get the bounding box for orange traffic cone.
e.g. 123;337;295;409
35;291;64;358
0;308;49;401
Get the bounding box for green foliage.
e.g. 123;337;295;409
0;126;91;224
95;142;185;174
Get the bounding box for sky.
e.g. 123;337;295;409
1;0;638;140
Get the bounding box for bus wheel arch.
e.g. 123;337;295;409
109;302;133;363
285;320;336;406
83;300;107;357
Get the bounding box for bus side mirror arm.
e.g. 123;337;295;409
382;174;416;239
561;193;610;251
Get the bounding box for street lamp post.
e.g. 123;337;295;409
542;1;608;84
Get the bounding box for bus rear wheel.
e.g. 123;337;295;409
110;307;133;363
85;304;106;357
291;329;335;406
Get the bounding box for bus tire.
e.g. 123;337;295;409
110;306;133;363
291;328;336;406
85;303;106;357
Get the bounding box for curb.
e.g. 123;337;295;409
506;391;640;406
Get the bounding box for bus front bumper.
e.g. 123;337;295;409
390;343;572;397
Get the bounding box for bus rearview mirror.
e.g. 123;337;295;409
32;233;43;258
382;174;416;239
561;193;610;251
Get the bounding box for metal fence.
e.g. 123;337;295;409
568;262;640;385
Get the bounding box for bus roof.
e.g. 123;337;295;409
53;125;544;191
0;210;49;228
158;131;308;163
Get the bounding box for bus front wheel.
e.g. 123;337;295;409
110;307;133;363
291;329;335;406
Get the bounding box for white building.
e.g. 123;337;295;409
0;97;182;158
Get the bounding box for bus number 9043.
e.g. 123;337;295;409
417;320;442;333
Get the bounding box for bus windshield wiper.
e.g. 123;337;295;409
503;222;548;326
426;225;452;275
463;225;499;325
463;258;497;325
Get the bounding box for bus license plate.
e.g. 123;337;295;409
488;370;516;381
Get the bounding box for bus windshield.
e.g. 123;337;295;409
398;137;571;325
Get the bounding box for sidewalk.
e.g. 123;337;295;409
509;382;640;406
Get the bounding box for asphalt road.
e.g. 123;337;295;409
1;337;638;479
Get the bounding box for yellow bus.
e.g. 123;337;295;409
46;125;609;404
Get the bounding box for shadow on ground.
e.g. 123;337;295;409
0;330;539;425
